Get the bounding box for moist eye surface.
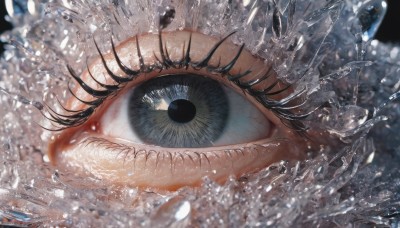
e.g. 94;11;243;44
128;74;229;148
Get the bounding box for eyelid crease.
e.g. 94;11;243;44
45;30;307;132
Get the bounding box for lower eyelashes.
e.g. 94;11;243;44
57;136;299;190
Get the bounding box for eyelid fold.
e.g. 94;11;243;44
63;30;287;120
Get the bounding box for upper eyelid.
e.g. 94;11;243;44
44;30;306;131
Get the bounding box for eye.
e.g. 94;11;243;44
102;74;272;148
48;31;307;190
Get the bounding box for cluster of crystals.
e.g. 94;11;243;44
0;0;399;226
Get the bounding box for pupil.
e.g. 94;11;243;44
168;99;196;123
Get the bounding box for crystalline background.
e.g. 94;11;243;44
0;0;399;227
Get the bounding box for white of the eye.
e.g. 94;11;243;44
212;86;271;146
102;89;138;142
101;83;271;147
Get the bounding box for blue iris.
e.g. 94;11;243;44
128;74;229;148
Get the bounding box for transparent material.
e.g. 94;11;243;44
0;0;399;226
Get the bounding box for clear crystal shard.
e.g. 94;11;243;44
325;105;369;136
150;196;191;227
357;0;387;41
5;0;28;17
5;0;39;17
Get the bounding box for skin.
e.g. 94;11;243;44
48;31;314;190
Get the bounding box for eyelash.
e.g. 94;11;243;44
44;31;309;132
80;136;284;170
81;136;217;169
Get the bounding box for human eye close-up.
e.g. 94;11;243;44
48;30;310;190
0;0;400;227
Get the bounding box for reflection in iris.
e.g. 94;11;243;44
128;74;229;148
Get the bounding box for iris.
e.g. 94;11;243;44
128;74;229;148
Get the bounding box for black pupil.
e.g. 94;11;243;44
168;99;196;123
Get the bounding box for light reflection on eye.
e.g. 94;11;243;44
48;31;307;190
103;74;272;148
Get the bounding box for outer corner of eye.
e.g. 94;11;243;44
48;30;308;191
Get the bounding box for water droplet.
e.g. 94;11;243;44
357;0;387;41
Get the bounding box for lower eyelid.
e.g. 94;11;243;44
54;135;302;190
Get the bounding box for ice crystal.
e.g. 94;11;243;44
0;0;399;227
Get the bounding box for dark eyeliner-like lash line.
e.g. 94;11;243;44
45;30;309;131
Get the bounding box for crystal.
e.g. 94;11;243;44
6;209;32;222
0;0;399;227
150;196;191;227
321;105;369;136
356;0;387;41
5;0;27;17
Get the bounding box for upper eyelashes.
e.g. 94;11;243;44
43;30;308;132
